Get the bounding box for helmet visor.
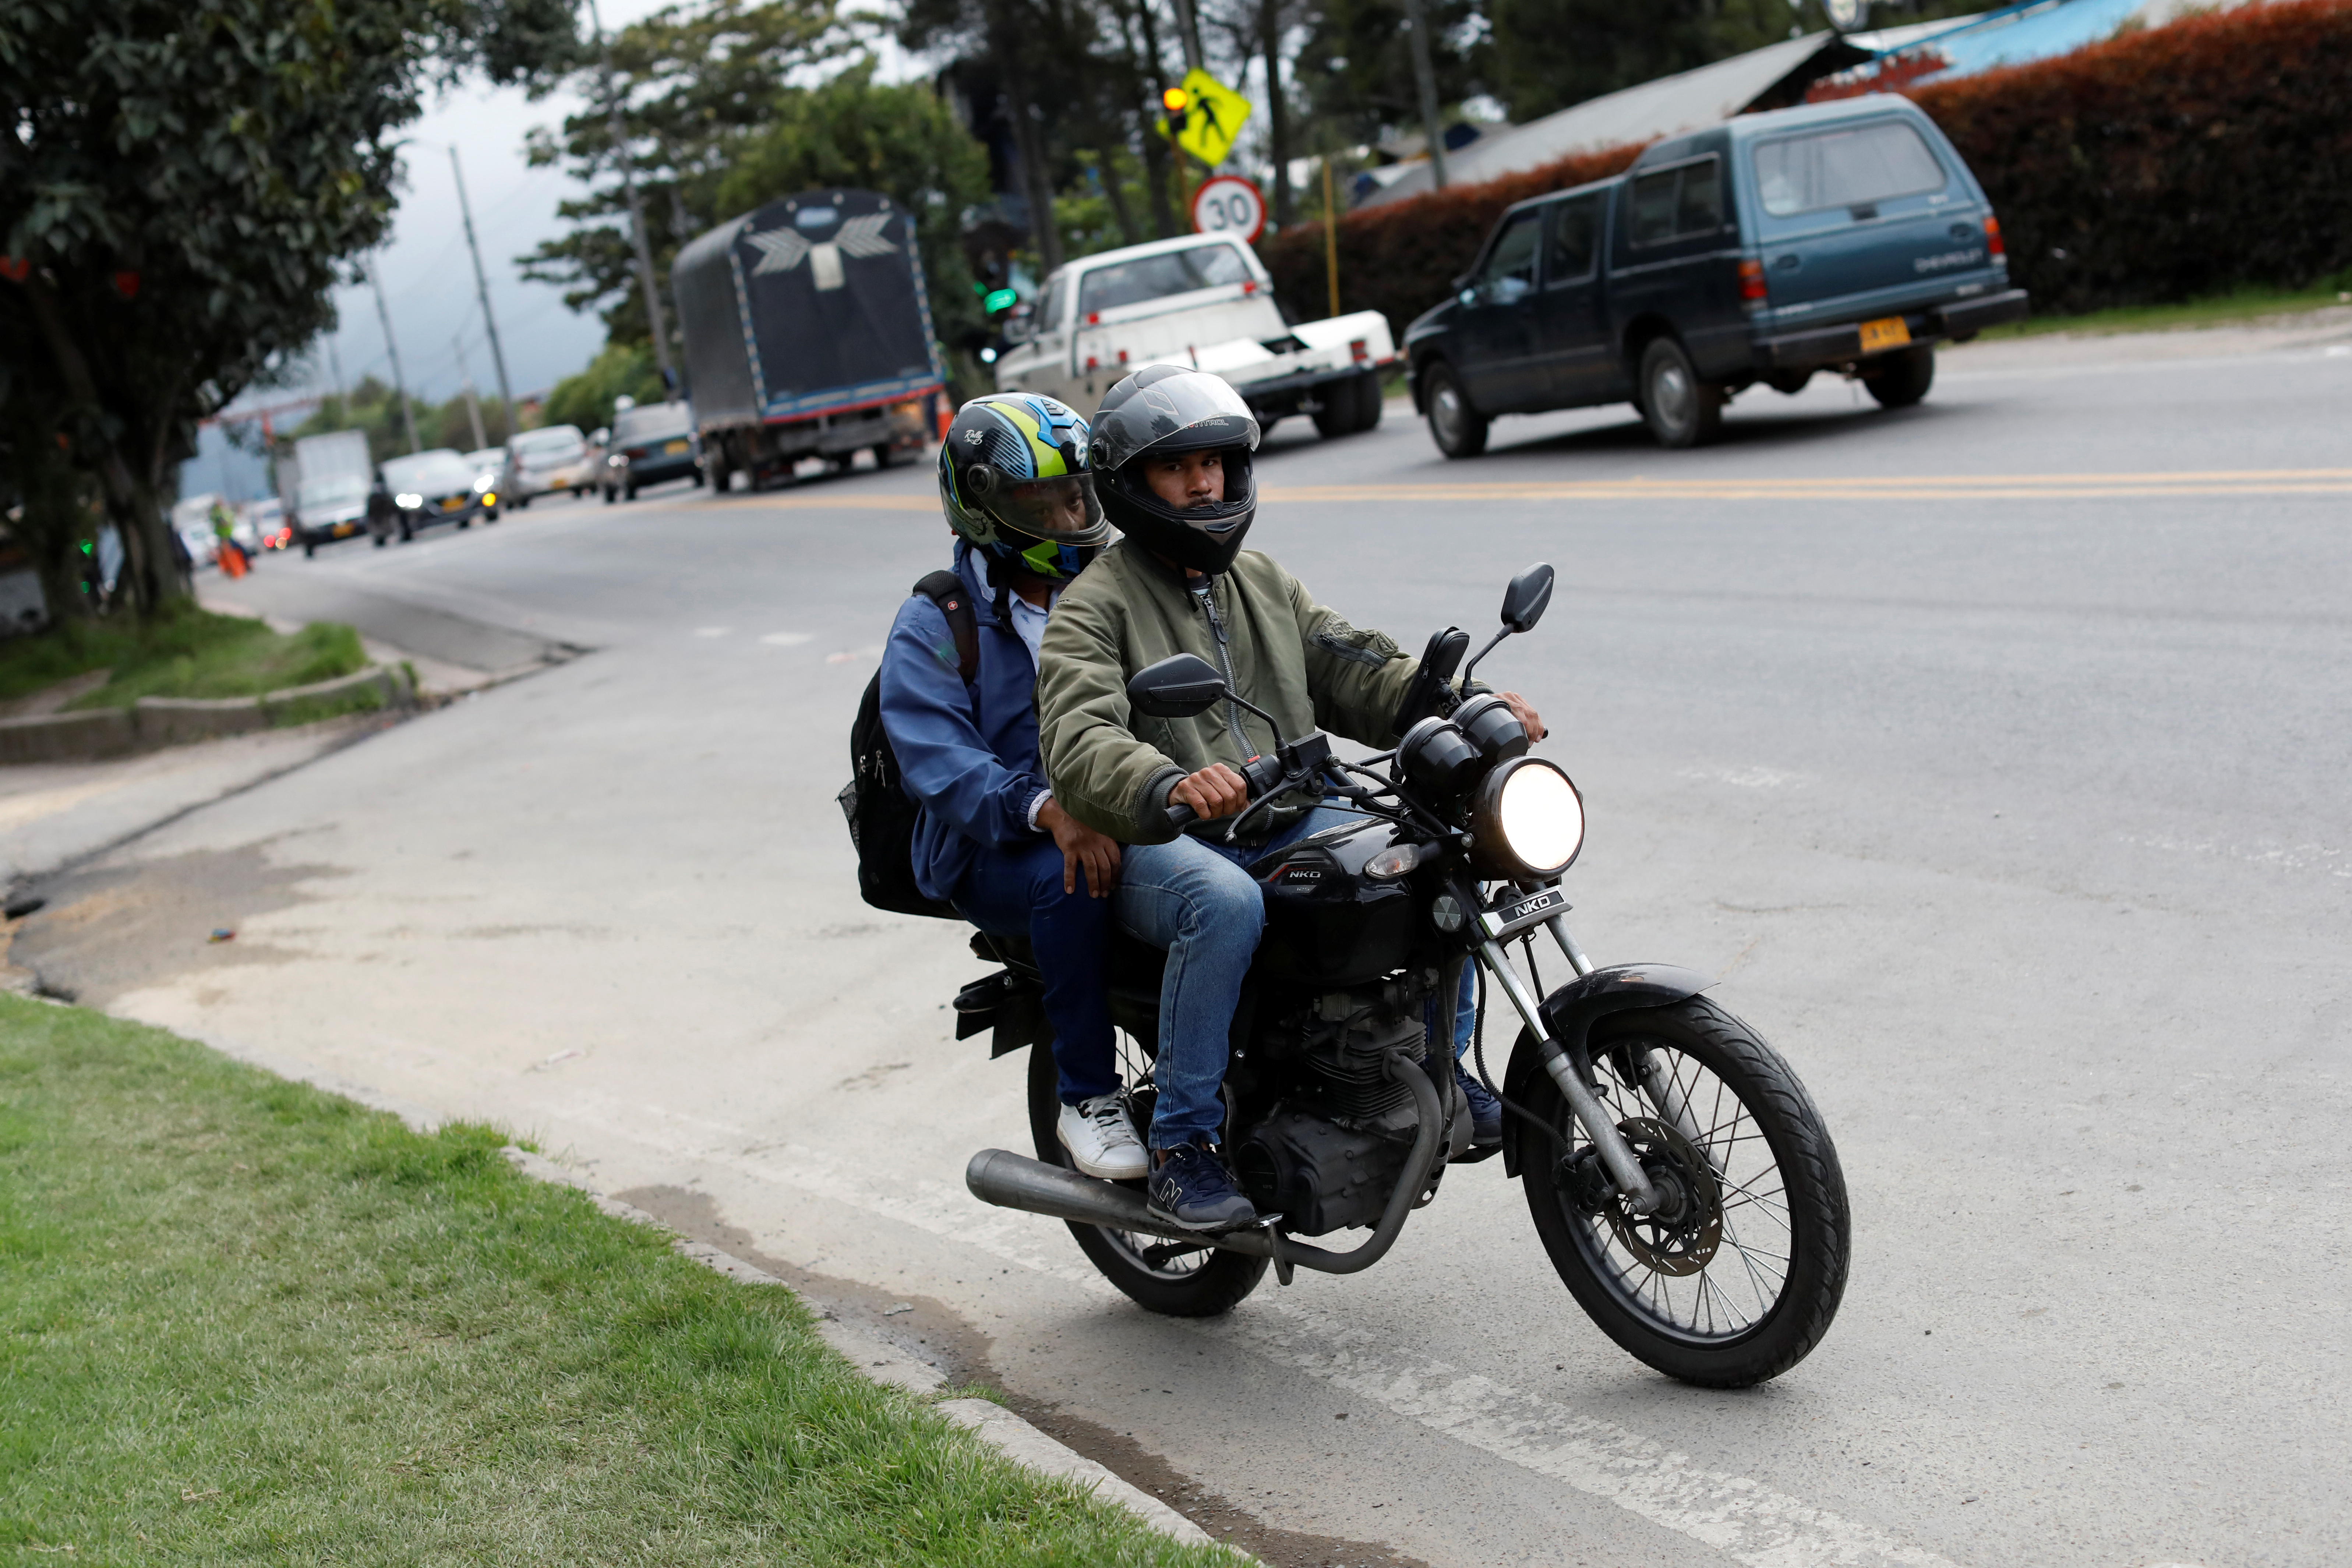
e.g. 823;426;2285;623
994;472;1105;543
1092;370;1260;471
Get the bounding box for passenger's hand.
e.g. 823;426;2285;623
1495;691;1547;743
1169;763;1250;822
1039;799;1122;897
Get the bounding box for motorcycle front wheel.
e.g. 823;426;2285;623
1024;1036;1267;1317
1513;997;1849;1387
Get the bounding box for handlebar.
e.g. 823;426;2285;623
1159;751;1293;834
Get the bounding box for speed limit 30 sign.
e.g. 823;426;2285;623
1191;176;1266;245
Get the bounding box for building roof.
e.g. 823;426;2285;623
1357;32;1866;208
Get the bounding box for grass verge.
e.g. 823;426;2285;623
0;996;1233;1565
1979;276;2352;340
0;606;368;711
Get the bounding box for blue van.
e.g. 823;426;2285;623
1402;95;2028;453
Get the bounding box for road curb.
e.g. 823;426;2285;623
498;1146;1232;1556
0;664;414;766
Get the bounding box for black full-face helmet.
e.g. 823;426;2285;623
1088;364;1260;575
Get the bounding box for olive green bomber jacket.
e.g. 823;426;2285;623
1035;541;1421;845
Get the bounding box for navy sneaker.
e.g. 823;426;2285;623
1147;1143;1260;1232
1456;1063;1504;1145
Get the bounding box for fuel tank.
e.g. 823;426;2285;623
1247;815;1417;986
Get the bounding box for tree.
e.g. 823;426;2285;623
542;343;669;432
0;0;575;620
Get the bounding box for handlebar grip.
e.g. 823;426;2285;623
1163;799;1200;831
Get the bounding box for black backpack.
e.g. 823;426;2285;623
839;571;978;919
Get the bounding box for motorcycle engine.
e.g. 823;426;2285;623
1234;1000;1424;1236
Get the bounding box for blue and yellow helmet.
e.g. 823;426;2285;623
937;393;1109;585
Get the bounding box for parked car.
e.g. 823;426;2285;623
378;449;490;544
602;400;703;501
995;232;1397;438
502;424;596;505
462;448;505;519
1403;95;2029;453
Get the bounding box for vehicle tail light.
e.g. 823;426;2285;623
1241;279;1258;294
1086;311;1100;325
1737;258;1768;302
1350;338;1369;363
1085;355;1098;371
1984;215;2005;257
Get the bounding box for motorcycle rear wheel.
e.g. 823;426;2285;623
1514;997;1849;1387
1024;1037;1267;1317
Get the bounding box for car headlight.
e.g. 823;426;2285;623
396;492;423;509
1468;756;1584;880
481;491;497;506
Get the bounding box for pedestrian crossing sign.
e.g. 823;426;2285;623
1175;68;1252;169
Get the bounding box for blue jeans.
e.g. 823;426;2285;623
952;838;1119;1106
1114;806;1363;1150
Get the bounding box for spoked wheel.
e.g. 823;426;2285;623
1514;997;1849;1386
1024;1032;1266;1317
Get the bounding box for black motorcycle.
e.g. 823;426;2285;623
958;564;1850;1387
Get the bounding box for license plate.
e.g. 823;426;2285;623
1480;886;1568;940
1858;315;1912;353
663;439;689;455
333;522;358;538
442;497;464;511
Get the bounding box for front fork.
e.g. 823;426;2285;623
1470;906;1713;1213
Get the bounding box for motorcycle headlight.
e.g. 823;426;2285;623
1468;756;1584;880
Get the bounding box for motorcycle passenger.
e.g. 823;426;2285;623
879;394;1146;1181
1035;365;1545;1231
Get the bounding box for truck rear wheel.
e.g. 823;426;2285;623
1352;369;1385;432
1423;362;1488;458
1864;344;1934;409
1638;337;1722;448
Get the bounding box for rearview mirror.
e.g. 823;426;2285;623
1127;653;1228;718
1500;562;1555;633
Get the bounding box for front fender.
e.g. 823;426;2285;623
1498;963;1711;1178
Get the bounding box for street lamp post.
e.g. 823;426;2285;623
1402;0;1449;190
447;145;519;438
369;261;422;455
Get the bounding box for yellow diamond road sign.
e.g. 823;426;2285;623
1176;67;1252;169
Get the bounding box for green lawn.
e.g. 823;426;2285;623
1979;277;2352;340
0;997;1232;1565
0;606;369;713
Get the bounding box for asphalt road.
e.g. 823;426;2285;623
20;323;2352;1568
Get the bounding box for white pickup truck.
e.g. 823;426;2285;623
993;233;1397;439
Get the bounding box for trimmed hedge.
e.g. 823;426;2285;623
1262;0;2352;334
1914;0;2352;313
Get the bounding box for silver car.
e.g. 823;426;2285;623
503;425;596;506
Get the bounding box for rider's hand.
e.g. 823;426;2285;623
1169;763;1250;821
1039;798;1122;897
1495;691;1547;743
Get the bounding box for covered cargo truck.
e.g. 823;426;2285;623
279;429;375;557
671;189;943;491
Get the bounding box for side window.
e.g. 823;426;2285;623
1546;195;1600;285
1629;171;1677;246
1629;159;1723;247
1035;274;1067;336
1479;211;1541;303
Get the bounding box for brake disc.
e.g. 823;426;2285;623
1602;1116;1723;1277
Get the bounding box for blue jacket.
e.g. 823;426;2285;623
878;543;1049;905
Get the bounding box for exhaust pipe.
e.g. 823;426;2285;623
964;1148;1276;1258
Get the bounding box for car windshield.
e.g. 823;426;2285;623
513;426;585;462
1076;243;1253;318
1754;120;1946;218
613;403;691;444
464;449;503;473
297;474;370;511
381;451;476;494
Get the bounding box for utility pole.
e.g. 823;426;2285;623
455;336;488;452
447;145;517;438
586;0;675;391
1402;0;1448;190
368;261;422;455
1167;0;1206;70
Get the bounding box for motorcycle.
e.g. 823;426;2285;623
957;564;1850;1387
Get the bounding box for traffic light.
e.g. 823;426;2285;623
1161;86;1189;142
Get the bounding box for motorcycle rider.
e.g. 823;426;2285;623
1035;365;1543;1230
879;393;1146;1180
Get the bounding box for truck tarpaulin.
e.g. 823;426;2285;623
672;189;944;433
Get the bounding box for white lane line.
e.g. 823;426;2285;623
693;626;731;638
760;631;815;646
550;1092;1963;1568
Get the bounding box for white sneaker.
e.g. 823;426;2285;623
1058;1093;1148;1180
